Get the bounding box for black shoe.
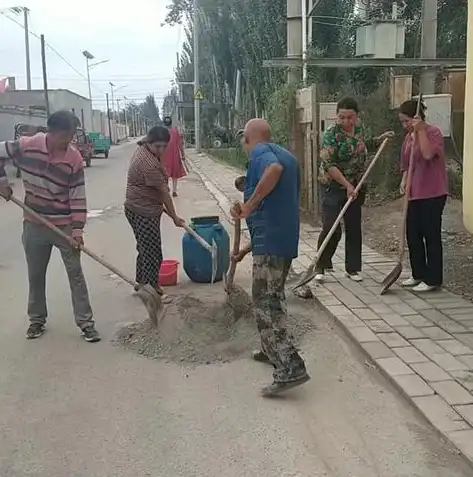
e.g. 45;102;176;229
81;326;101;343
261;373;311;397
252;350;271;364
26;323;45;340
172;191;178;198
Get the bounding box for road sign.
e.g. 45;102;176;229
193;89;204;100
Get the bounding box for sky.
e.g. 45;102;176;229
0;0;183;112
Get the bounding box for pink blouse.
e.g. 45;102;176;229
401;124;448;201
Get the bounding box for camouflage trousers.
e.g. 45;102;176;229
252;255;307;382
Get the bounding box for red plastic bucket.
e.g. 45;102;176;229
159;259;180;286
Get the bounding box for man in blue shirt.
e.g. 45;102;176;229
230;119;310;396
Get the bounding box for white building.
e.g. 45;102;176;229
0;88;93;131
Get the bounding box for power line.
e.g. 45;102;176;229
1;12;106;94
1;12;173;102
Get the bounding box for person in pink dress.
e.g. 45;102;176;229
162;116;186;197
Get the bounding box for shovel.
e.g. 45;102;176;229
182;223;218;284
381;94;423;295
8;195;163;326
223;209;252;317
162;206;218;283
293;137;390;291
224;214;241;291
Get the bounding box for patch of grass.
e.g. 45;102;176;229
207;148;247;170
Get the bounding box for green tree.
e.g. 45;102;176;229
141;94;161;125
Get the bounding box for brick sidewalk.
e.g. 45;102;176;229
187;149;473;463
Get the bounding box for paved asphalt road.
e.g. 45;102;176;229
0;142;471;476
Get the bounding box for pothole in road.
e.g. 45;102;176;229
113;288;316;365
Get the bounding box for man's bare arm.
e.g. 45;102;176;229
245;163;283;212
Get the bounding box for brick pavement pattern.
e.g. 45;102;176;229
186;150;473;463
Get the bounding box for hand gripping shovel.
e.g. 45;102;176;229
380;94;423;295
9;195;163;326
293;137;390;291
223;207;252;317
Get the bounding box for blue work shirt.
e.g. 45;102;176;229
244;143;300;259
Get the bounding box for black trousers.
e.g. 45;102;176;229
316;185;365;274
406;195;447;287
125;208;163;289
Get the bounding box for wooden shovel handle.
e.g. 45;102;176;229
162;205;213;252
398;94;423;261
9;195;136;288
226;216;241;288
293;137;389;290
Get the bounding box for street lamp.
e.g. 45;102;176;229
82;50;109;131
82;50;94;102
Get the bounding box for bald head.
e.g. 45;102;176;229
243;118;271;151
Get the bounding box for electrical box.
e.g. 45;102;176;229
356;21;405;58
390;75;413;109
318;102;337;145
413;94;452;137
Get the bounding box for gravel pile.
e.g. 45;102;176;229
114;291;316;365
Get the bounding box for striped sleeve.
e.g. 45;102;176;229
69;156;87;237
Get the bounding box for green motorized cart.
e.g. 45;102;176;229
88;132;111;159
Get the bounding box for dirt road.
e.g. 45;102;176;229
0;142;470;476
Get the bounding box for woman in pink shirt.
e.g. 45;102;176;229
398;99;448;292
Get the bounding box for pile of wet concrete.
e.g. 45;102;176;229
114;289;316;365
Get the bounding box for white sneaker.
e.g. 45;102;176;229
402;278;421;287
314;273;325;283
346;272;363;282
412;282;437;293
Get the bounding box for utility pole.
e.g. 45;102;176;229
116;98;121;123
420;0;438;94
109;82;116;143
302;0;307;84
193;0;201;150
23;7;31;90
106;93;112;141
287;0;303;84
40;34;50;117
109;82;115;121
117;98;122;141
124;97;129;138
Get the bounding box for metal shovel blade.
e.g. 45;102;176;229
380;262;402;295
135;284;164;326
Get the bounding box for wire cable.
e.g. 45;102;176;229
1;12;106;94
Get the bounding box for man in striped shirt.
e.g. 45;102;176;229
0;110;100;342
